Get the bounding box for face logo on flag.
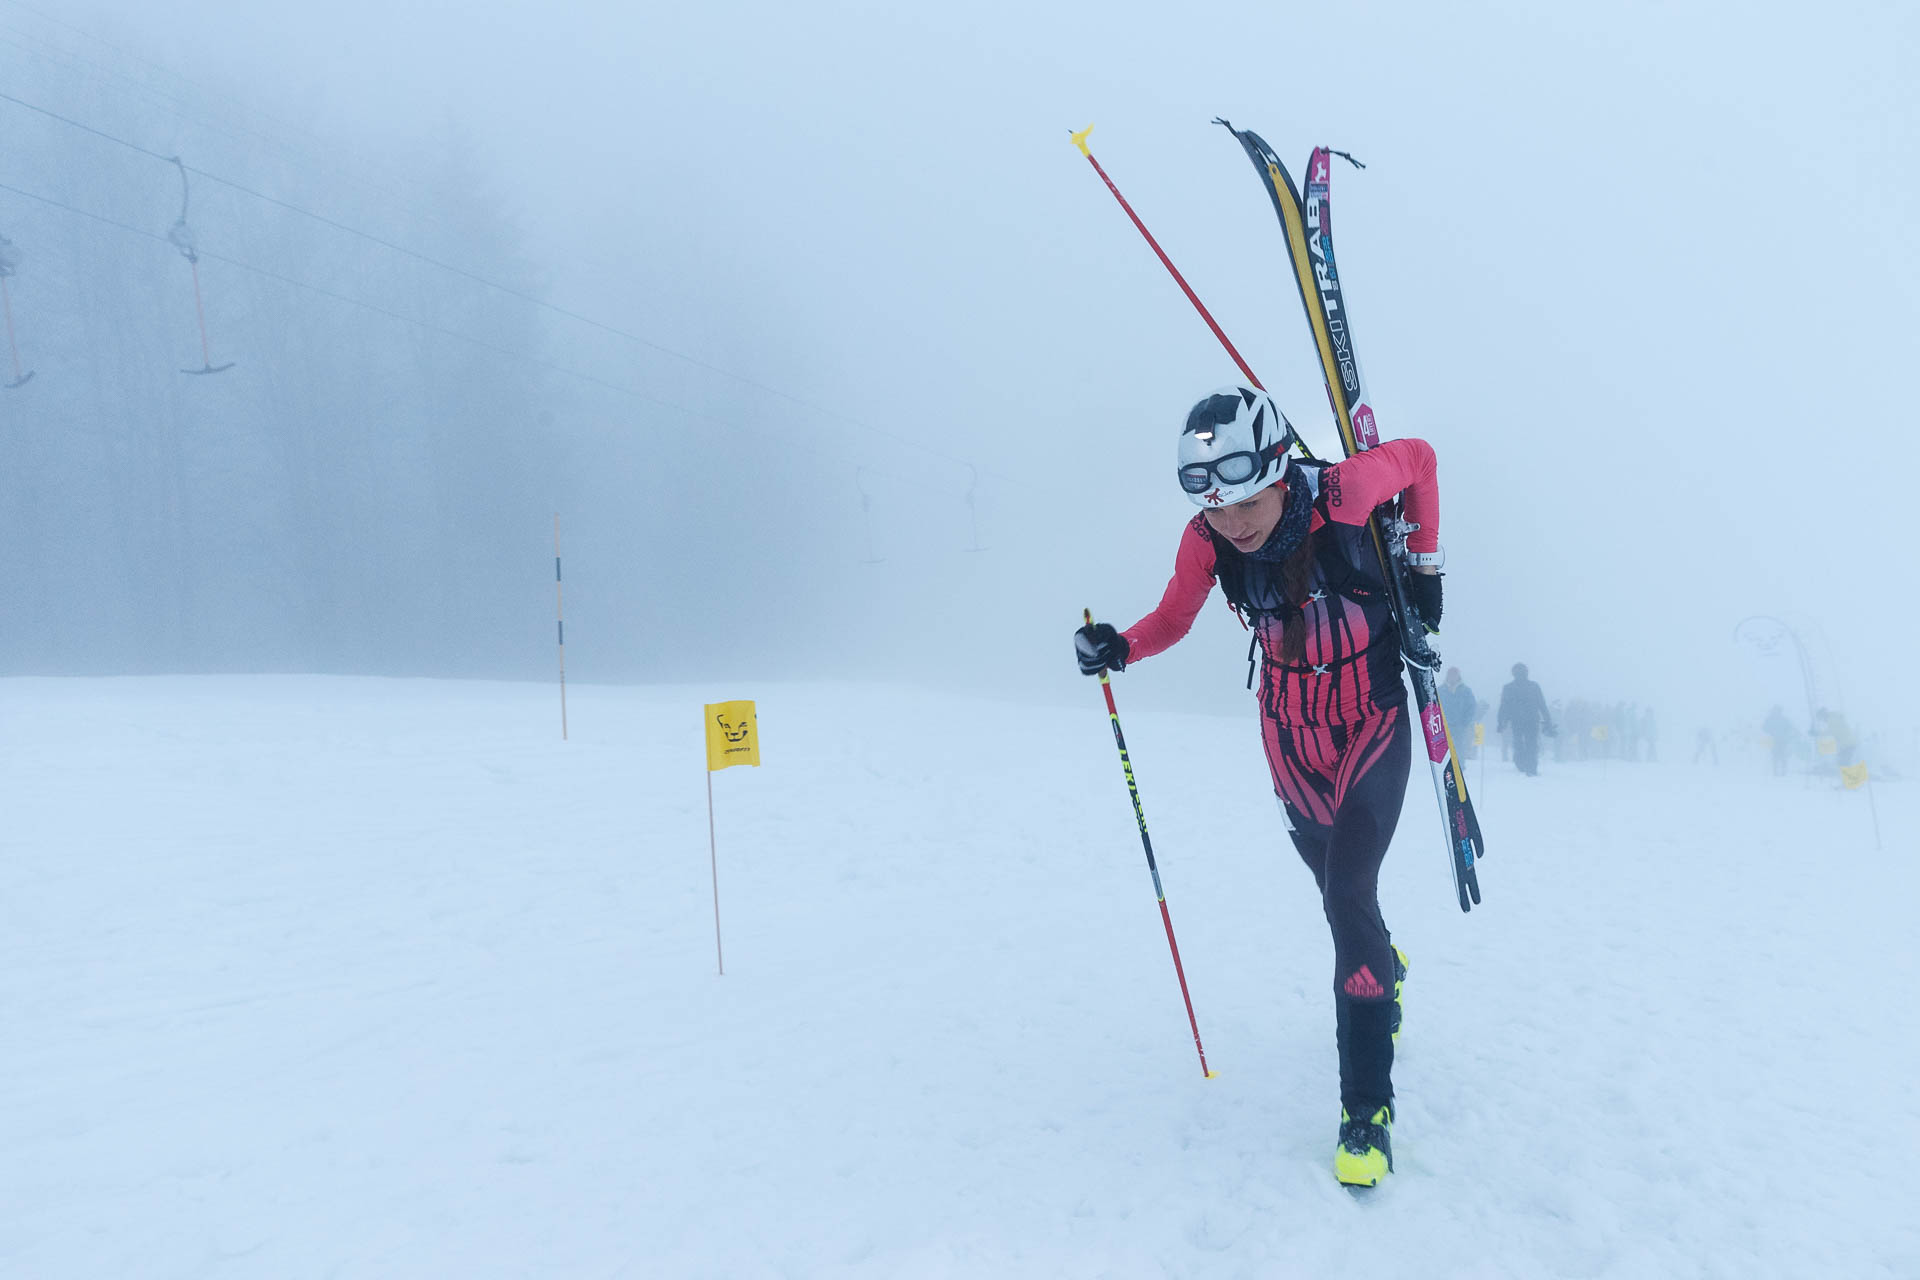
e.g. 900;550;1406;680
705;700;762;771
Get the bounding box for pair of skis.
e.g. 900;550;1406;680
1076;123;1484;911
1216;122;1482;912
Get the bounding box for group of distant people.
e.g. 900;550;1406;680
1438;662;1555;777
1758;705;1859;777
1554;699;1658;764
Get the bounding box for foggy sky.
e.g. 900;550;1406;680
9;0;1918;744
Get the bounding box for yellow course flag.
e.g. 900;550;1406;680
1591;724;1610;741
705;700;761;771
1472;722;1486;747
1817;736;1838;756
1841;762;1870;790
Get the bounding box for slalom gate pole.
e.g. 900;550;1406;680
1070;126;1268;396
1864;769;1883;851
1085;608;1215;1079
553;514;568;741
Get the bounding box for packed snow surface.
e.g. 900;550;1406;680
3;676;1915;1278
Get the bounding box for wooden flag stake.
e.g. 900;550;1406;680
707;769;724;976
701;700;759;977
1863;768;1883;852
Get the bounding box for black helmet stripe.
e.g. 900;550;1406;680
1184;392;1245;436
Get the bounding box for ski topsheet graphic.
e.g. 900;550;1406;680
1215;121;1485;912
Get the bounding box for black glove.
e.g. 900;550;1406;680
1075;622;1130;676
1404;571;1443;632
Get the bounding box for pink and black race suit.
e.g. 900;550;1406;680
1122;437;1438;730
1118;437;1439;1114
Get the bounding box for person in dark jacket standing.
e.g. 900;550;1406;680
1497;663;1553;776
1763;705;1796;776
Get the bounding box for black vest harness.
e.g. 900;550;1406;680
1199;462;1398;685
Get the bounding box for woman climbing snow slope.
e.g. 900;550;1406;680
1075;385;1443;1188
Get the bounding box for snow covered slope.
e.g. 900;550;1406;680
3;677;1914;1277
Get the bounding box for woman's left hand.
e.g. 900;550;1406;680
1404;570;1442;633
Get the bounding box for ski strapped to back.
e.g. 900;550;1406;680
1215;121;1484;911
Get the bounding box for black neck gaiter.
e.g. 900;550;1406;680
1246;463;1313;564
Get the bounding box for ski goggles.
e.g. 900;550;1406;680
1177;441;1286;494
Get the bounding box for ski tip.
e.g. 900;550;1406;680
1070;124;1093;156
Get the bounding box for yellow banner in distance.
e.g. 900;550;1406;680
1472;722;1486;747
1817;736;1838;756
1841;762;1869;790
1591;724;1609;741
705;700;761;771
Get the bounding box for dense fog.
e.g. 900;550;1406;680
3;0;1914;756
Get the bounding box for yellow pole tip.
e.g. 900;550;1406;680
1070;124;1094;157
1205;1070;1219;1079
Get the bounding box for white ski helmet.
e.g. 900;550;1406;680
1177;385;1296;508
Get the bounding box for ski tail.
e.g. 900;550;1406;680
1217;120;1485;911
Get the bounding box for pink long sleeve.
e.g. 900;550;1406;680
1317;438;1439;555
1122;517;1219;662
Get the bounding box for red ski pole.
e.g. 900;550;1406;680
1084;608;1215;1079
1069;125;1318;463
1071;124;1266;391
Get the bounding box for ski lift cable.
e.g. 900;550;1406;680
0;0;241;111
0;88;176;160
0;24;466;238
0;0;435;206
0;88;1010;486
0;178;928;487
0;0;428;200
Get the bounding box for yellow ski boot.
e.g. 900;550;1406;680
1334;1103;1394;1188
1390;946;1408;1042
